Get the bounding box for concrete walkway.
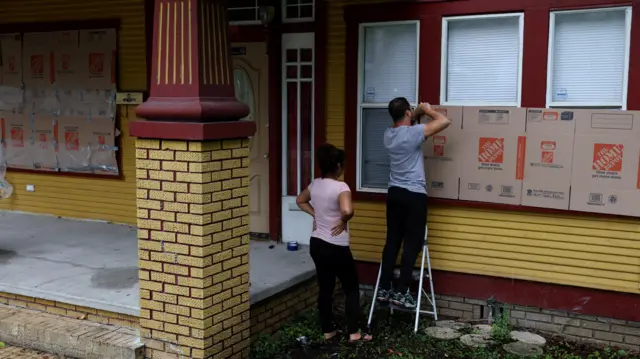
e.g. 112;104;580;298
0;211;315;316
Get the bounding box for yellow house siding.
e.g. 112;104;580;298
325;0;640;294
0;0;145;224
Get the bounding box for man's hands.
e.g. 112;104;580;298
419;102;451;138
331;220;347;237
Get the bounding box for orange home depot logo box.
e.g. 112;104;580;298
592;144;623;172
541;141;556;164
432;135;446;157
30;54;44;77
478;137;504;164
11;127;24;147
65;130;80;151
89;53;105;76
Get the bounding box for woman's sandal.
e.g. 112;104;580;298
348;332;373;343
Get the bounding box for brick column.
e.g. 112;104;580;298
135;137;252;359
132;1;254;358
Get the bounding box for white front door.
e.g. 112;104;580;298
281;33;315;245
232;42;270;235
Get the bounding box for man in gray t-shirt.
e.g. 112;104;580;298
376;97;451;309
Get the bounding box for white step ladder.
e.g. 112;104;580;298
366;228;438;333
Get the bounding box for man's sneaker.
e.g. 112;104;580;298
391;290;417;309
376;289;392;303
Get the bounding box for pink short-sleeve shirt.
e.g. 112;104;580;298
308;178;351;246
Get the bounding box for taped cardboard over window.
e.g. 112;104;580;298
0;33;24;112
0;112;31;169
31;115;57;171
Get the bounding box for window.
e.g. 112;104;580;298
282;33;315;196
547;7;631;109
441;14;524;106
228;0;260;25
283;0;314;23
357;22;419;192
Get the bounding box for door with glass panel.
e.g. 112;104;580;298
232;42;270;235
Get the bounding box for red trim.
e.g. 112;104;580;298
267;26;283;241
355;262;640;322
314;2;328;177
129;120;256;140
343;0;640;219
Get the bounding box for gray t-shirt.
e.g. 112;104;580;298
383;124;427;194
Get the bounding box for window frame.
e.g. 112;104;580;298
228;1;261;26
356;20;420;193
440;13;525;107
282;0;315;24
545;6;632;110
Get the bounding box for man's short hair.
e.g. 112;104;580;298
388;97;411;122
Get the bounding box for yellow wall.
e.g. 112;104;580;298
0;0;146;224
325;0;640;294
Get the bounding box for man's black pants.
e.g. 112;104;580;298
380;186;428;293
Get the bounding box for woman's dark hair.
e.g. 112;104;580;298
316;143;345;178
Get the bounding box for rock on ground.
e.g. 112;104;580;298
425;327;462;340
472;324;492;337
504;341;544;357
436;320;470;331
460;334;495;348
510;331;547;346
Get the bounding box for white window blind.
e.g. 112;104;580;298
362;23;417;104
442;14;523;106
358;22;419;191
548;8;630;108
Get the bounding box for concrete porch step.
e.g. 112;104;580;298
0;303;144;359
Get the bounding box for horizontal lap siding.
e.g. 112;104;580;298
326;0;640;294
0;0;145;224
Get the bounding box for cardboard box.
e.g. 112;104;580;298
52;31;81;89
31;115;57;171
422;106;463;199
87;118;118;175
1;112;31;169
521;109;576;210
570;110;640;216
79;29;116;90
22;32;52;90
0;33;24;112
55;116;91;173
459;107;527;205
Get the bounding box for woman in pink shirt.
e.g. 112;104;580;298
296;143;373;343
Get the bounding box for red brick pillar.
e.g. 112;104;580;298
131;1;254;358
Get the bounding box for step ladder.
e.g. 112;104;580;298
366;227;438;333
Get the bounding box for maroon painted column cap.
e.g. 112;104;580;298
136;0;249;123
130;119;256;140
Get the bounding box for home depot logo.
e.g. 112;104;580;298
11;127;24;148
478;137;504;164
541;141;556;164
432;135;446;157
592;144;623;172
39;133;48;149
30;54;44;77
65;130;80;151
7;56;16;73
89;53;105;76
61;54;71;71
